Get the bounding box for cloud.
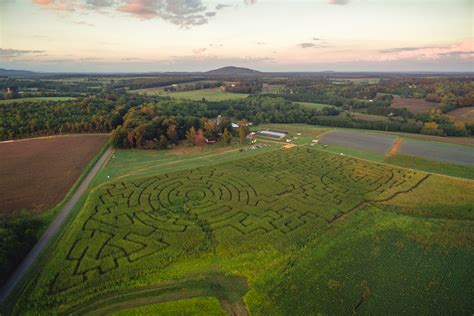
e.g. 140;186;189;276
256;41;265;45
32;0;53;4
74;20;95;27
370;40;474;61
30;0;258;27
329;0;349;5
0;48;46;59
379;47;421;54
85;0;115;8
215;4;231;10
192;47;207;54
117;0;210;26
209;43;223;48
122;57;142;61
31;0;76;12
299;43;316;49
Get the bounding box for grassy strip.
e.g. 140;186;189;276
66;272;246;315
385;154;474;180
112;297;225;316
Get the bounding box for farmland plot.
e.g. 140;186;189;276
0;135;108;214
399;139;474;166
13;147;436;314
318;129;396;154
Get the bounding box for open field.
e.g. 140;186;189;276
385;154;474;180
399;138;474;166
319;129;474;166
447;106;474;122
7;143;474;315
351;112;389;122
0;135;108;214
319;129;396;154
391;95;437;113
0;97;76;104
294;102;335;110
132;87;249;101
372;130;474;147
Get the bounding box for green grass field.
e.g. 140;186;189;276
7;141;474;315
132;87;249;101
294;101;335;110
386;154;474;180
112;297;226;316
0;97;75;104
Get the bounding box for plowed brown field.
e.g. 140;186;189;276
391;95;438;113
0;135;108;214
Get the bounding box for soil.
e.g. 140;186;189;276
0;134;108;214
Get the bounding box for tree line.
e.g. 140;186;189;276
1;92;472;142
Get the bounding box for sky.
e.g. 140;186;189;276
0;0;473;72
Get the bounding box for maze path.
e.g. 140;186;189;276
48;148;424;295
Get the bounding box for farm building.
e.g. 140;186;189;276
257;130;287;139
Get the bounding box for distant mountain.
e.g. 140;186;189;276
0;68;37;77
204;66;263;76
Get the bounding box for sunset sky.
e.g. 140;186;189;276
0;0;473;72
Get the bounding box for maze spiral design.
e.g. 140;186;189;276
48;148;424;296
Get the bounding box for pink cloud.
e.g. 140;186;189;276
371;39;474;62
31;0;76;12
32;0;53;4
117;0;158;19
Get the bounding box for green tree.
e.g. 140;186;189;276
186;127;196;146
167;124;178;145
223;128;232;145
158;134;168;149
238;119;249;144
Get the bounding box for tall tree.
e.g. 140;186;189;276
158;134;168;149
223;128;232;145
186;127;196;146
167;124;178;145
238;119;249;144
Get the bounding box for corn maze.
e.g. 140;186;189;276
43;147;427;304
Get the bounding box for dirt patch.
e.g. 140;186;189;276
319;130;396;154
391;95;438;114
399;139;474;166
283;143;297;149
447;107;474;122
0;134;108;214
386;138;404;157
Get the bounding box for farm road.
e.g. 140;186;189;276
0;146;113;304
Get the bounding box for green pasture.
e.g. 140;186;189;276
294;102;335;110
7;144;474;315
132;87;249;101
